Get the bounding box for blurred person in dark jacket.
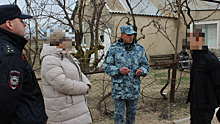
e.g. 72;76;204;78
186;26;220;124
0;4;47;124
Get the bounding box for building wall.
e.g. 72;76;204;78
183;10;220;22
108;13;185;59
82;1;186;60
83;2;220;60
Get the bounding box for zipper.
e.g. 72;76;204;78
83;94;93;122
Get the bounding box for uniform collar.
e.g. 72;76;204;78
117;38;137;51
0;28;28;52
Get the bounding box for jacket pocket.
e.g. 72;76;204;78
112;78;123;84
66;95;73;104
112;81;124;95
132;80;141;85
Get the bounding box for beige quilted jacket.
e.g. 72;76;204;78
40;45;92;124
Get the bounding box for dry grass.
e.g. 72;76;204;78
82;68;192;123
33;59;218;124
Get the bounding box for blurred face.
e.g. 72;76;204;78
188;33;205;50
121;33;134;44
11;18;26;37
57;41;66;50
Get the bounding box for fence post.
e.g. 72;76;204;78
170;63;177;103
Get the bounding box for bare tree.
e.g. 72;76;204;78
20;0;112;72
120;0;220;102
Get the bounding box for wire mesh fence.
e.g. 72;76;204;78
85;64;191;123
35;62;191;123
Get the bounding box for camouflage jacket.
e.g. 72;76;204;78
103;38;150;100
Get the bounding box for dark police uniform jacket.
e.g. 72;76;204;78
187;46;220;109
0;28;47;124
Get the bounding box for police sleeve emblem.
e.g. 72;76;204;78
8;70;21;90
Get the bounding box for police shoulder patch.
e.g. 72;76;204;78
8;70;21;90
3;44;15;55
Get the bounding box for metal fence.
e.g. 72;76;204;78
85;63;191;123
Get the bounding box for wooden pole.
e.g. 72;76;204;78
170;0;181;103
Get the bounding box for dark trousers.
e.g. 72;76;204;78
190;102;215;124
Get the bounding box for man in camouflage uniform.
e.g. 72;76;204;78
103;25;150;124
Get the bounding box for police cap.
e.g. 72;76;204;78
0;4;33;25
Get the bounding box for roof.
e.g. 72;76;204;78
201;0;220;4
105;0;167;17
182;0;220;11
104;0;220;17
105;0;126;13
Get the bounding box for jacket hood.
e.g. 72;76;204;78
40;44;66;61
0;28;28;51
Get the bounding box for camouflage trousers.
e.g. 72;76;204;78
113;98;138;124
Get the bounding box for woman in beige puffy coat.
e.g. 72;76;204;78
40;30;92;124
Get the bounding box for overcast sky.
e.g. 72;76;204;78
0;0;25;8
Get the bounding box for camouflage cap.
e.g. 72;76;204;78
120;25;137;35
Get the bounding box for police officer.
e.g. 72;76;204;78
0;4;48;123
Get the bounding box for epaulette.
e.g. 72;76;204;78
136;43;144;48
110;43;117;47
2;44;15;55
